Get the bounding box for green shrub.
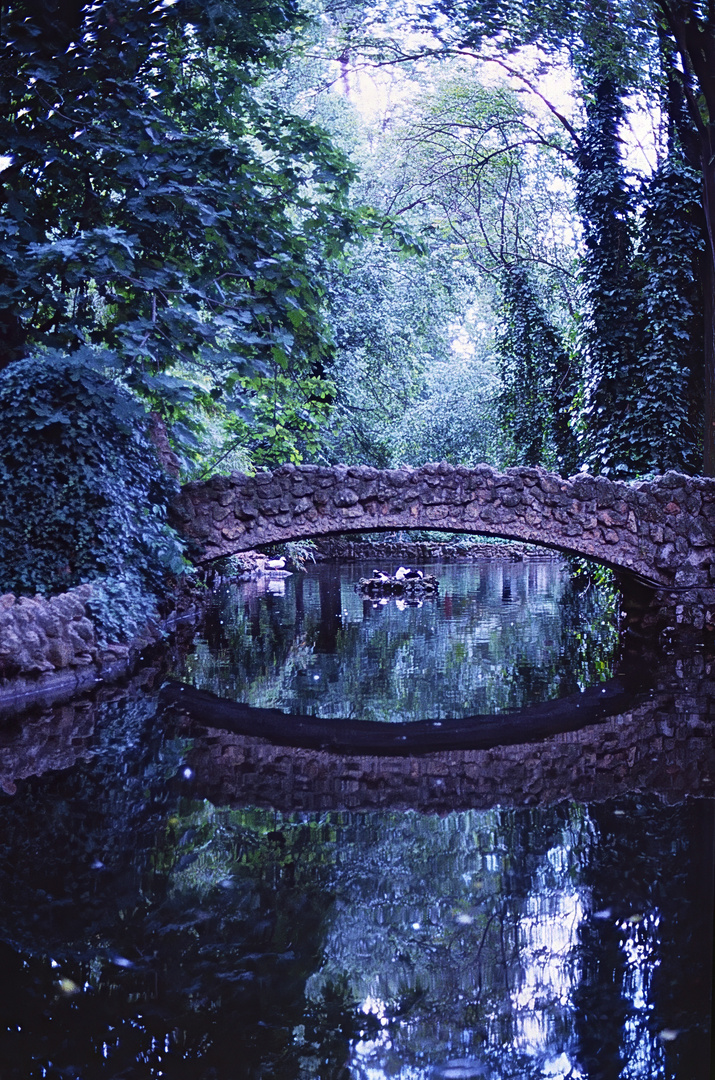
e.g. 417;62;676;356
0;348;187;599
84;574;161;645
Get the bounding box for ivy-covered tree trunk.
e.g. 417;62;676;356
623;158;705;475
575;75;642;477
497;266;577;471
661;0;715;475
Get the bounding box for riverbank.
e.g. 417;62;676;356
0;582;204;716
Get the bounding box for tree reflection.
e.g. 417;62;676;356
0;697;711;1078
182;561;619;721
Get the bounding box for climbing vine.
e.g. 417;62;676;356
497;266;578;472
0;348;185;599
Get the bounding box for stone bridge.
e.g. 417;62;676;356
171;463;715;630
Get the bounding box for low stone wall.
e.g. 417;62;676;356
0;584;186;714
0;585;131;680
311;537;557;562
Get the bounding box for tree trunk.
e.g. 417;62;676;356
701;157;715;474
660;1;715;473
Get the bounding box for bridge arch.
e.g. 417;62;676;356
171;462;715;624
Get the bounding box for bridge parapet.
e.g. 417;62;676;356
171;463;715;629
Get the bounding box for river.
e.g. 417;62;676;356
0;559;712;1079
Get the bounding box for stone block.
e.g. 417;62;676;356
50;592;88;620
333;489;360;507
72;617;95;644
220;521;246;541
47;638;75;668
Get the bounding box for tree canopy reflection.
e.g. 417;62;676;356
0;693;710;1079
182;561;619;721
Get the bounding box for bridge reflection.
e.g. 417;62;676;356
2;640;713;810
169;650;714;813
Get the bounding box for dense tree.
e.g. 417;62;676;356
0;0;360;437
320;238;465;466
319;0;713;476
497;266;577;470
5;0;713;485
420;0;715;473
574;75;644;476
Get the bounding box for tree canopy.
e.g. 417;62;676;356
316;0;715;476
3;0;715;606
0;0;361;436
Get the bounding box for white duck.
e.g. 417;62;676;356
395;566;423;581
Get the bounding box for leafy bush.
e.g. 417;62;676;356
85;574;161;646
0;348;187;599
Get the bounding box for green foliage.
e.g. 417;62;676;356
0;348;186;598
0;0;362;455
322;239;480;466
84;573;161;645
223;368;335;468
285;538;318;567
383;66;577;303
392;349;503;467
497;266;578;471
340;1;712;476
574;76;642;477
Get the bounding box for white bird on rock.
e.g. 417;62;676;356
265;556;286;570
395;566;423;581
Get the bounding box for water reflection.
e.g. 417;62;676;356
0;558;712;1079
181;561;619;721
0;701;711;1080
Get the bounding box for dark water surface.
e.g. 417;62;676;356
0;560;713;1079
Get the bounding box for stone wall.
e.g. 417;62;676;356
0;585;129;678
0;584;161;712
172;463;715;626
311;537;555;562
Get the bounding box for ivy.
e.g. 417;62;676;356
497;265;578;472
0;348;186;599
626;158;705;475
574;79;705;477
574;76;643;477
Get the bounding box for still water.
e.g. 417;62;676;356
0;560;712;1079
183;561;619;720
